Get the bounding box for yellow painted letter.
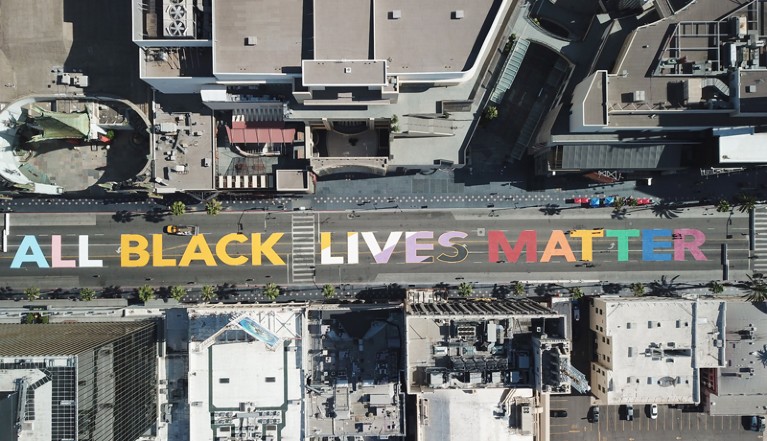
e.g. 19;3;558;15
540;230;576;263
121;234;150;267
251;233;286;266
152;234;177;267
569;229;604;262
216;233;248;266
179;235;218;267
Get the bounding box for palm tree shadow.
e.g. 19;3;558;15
652;202;682;219
757;347;767;368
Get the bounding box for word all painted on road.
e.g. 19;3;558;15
9;229;708;268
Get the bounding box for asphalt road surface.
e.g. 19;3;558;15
0;207;751;289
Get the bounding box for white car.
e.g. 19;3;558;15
650;404;658;419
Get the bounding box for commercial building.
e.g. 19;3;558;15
0;321;158;441
540;0;767;175
405;296;577;441
702;301;767;416
131;0;512;191
589;296;725;405
185;303;406;441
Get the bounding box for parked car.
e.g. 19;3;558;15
572;303;580;321
649;404;658;419
590;406;600;423
624;405;634;421
750;416;764;431
550;410;568;418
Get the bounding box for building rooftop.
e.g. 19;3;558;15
0;322;153;356
418;389;535;441
305;306;405;438
302;60;387;87
313;0;371;60
187;306;305;441
373;0;500;73
576;0;767;130
706;301;767;415
590;297;725;404
213;0;304;75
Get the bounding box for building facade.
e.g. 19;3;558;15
0;321;158;441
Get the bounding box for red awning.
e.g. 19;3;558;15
226;126;296;145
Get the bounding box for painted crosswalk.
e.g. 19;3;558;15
290;213;316;283
754;207;767;273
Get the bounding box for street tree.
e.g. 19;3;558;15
24;287;40;301
630;282;645;297
708;281;724;294
513;281;526;297
137;285;155;303
744;275;767;303
737;194;757;213
201;285;217;303
322;284;336;299
170;201;186;216
458;282;474;297
264;283;281;301
483;105;498;121
205;199;223;216
716;199;731;213
569;287;585;300
79;288;95;301
170;286;187;302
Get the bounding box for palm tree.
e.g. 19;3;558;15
737;194;757;214
716;199;731;213
201;285;217;303
569;287;585;300
24;287;40;301
170;201;186;216
513;281;526;297
708;281;724;294
630;282;645;297
322;284;336;299
79;288;95;301
483;105;498;121
613;197;625;211
170;286;187;302
458;282;474;297
263;283;281;301
205;199;222;216
743;275;767;303
137;285;155;303
649;275;681;297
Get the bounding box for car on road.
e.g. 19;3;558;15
649;404;658;419
164;225;200;236
750;416;764;431
550;410;568;418
590;406;600;423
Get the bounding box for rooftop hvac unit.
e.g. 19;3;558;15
163;0;194;38
166;20;187;37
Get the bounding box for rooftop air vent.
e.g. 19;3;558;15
452;10;464;19
168;4;186;19
166;20;187;37
390;10;401;19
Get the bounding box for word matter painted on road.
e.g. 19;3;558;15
7;228;708;269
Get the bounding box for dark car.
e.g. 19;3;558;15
624;405;634;421
590;406;600;423
550;410;568;418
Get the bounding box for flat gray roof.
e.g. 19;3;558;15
213;0;304;74
738;69;767;113
556;143;692;170
373;0;500;73
302;60;387;86
313;0;370;60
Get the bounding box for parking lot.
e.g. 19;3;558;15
549;396;762;441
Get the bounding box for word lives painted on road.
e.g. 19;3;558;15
8;229;708;269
